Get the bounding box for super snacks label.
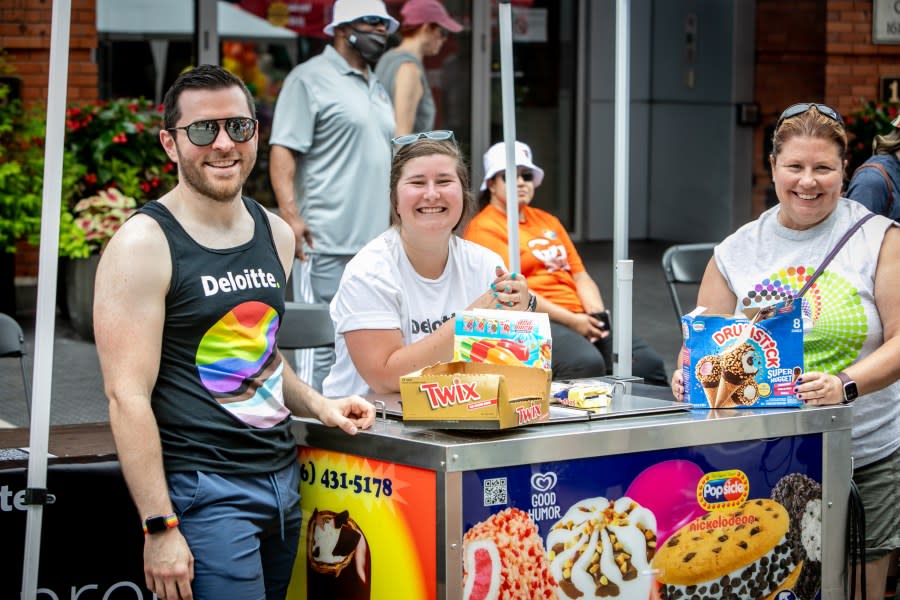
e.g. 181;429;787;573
682;301;804;409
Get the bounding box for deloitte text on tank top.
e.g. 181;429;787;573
139;198;295;474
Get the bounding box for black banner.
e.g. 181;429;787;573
1;461;150;598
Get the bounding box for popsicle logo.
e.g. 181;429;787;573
419;379;480;409
697;469;749;511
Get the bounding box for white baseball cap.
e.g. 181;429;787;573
480;140;545;191
323;0;399;36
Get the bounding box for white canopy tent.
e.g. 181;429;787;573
96;0;298;102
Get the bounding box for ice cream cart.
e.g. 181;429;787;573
287;381;852;600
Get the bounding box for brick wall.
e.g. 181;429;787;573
752;0;826;217
0;0;98;103
1;0;98;277
752;0;900;218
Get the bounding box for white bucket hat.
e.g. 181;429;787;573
480;140;545;191
323;0;399;36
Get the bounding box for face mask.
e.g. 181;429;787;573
348;28;388;66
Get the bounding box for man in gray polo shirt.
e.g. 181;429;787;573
270;0;397;390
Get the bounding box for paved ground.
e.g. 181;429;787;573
0;240;691;429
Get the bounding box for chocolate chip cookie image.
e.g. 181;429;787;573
771;473;822;600
651;498;798;600
546;497;658;599
306;508;371;600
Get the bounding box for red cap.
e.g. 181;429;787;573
400;0;463;33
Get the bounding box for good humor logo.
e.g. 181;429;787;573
528;471;561;521
697;469;750;511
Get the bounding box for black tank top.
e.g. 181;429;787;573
139;198;295;474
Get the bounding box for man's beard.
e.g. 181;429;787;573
175;143;255;203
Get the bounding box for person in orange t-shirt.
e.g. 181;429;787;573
463;141;667;384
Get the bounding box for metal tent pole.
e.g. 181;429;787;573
497;0;520;274
21;0;71;597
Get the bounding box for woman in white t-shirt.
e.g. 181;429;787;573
322;131;532;396
671;103;900;600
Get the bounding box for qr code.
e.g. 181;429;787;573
482;477;508;506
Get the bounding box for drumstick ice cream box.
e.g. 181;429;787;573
453;309;552;370
681;301;804;408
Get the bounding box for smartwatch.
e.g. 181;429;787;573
143;513;180;535
836;372;858;404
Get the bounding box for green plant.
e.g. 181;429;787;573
0;67;47;252
22;97;178;258
844;100;900;176
71;188;137;255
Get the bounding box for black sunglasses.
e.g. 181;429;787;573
499;170;535;182
167;117;257;147
775;103;844;131
391;130;455;146
354;16;390;27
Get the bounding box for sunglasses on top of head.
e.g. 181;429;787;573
391;130;456;146
498;170;535;182
167;117;258;147
775;103;844;131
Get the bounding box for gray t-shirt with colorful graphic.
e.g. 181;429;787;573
714;198;899;467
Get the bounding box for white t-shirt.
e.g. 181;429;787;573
322;228;506;396
715;198;899;467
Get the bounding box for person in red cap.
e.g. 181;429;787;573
375;0;463;135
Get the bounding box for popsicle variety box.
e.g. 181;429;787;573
681;301;804;408
399;361;551;429
452;309;552;369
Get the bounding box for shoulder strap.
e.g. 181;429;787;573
854;162;895;214
796;212;878;298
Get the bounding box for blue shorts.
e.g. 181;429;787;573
167;462;302;600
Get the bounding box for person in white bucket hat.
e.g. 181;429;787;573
270;0;398;391
464;140;668;385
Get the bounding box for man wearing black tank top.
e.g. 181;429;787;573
94;65;375;600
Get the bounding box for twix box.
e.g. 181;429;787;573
681;301;804;409
399;361;551;429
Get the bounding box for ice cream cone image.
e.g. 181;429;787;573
716;342;759;408
714;377;742;409
694;355;721;407
733;380;760;406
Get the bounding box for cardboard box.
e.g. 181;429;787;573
453;309;552;370
399;361;551;429
681;301;804;409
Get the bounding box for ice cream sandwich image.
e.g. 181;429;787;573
772;473;822;600
307;508;370;599
652;498;798;599
547;497;657;599
462;507;557;600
